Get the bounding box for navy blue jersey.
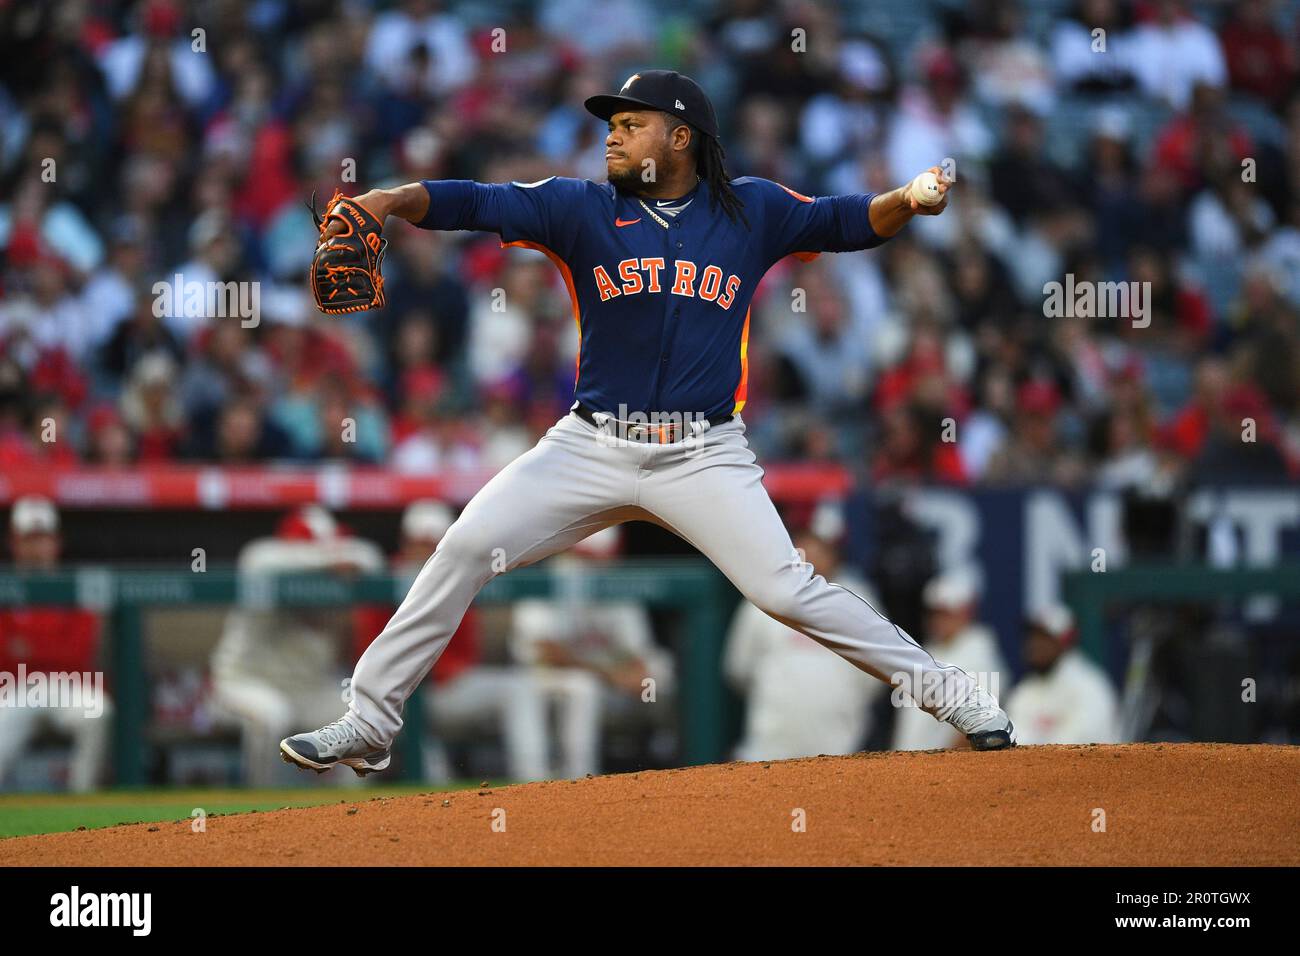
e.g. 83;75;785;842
416;175;888;419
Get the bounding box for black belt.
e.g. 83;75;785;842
572;401;733;444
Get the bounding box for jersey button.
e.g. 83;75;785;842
676;241;683;249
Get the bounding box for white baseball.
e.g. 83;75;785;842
910;171;944;206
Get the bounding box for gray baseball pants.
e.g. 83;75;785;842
346;408;977;747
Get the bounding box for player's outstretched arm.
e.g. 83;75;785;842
318;184;431;241
867;165;952;238
319;177;578;253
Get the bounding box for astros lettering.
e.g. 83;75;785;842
592;258;741;308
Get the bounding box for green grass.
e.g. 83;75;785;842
0;781;504;839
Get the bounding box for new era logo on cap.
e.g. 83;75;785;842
585;69;719;141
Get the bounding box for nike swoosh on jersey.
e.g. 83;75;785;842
615;217;641;227
511;176;557;189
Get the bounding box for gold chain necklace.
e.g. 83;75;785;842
637;198;671;230
635;176;701;231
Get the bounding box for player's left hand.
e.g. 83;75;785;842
908;165;952;216
309;190;389;314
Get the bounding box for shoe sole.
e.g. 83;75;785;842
278;740;392;777
968;722;1017;751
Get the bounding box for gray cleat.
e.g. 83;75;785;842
946;684;1017;751
280;717;391;777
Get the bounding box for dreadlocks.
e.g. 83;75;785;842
669;117;749;229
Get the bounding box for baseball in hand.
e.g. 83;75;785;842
910;171;944;206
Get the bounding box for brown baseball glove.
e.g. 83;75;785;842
309;190;388;314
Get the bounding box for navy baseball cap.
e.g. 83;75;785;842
585;69;719;141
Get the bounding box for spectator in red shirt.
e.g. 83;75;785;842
871;402;968;486
0;497;110;792
84;405;136;467
1219;0;1295;107
983;381;1089;487
1161;356;1229;459
1187;382;1293;484
119;352;187;462
1152;83;1254;194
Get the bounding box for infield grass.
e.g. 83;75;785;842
0;781;505;839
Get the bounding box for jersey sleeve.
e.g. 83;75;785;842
740;177;887;263
416;176;586;256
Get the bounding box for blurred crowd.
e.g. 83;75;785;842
1;0;1299;488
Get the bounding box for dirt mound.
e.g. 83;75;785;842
4;743;1297;866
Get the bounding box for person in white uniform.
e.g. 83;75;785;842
892;569;1009;751
509;525;672;779
212;505;385;786
1005;604;1121;746
724;526;885;761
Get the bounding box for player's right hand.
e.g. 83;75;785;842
907;166;952;215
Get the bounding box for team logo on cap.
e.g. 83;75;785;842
620;74;639;93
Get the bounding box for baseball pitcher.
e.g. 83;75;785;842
283;70;1015;777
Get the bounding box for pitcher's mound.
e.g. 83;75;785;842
3;743;1296;866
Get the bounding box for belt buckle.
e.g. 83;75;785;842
645;423;677;444
626;423;671;443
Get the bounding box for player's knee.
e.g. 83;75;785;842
437;523;505;573
751;577;806;624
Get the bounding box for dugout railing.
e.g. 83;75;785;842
0;562;734;786
1063;563;1300;659
1063;563;1300;742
